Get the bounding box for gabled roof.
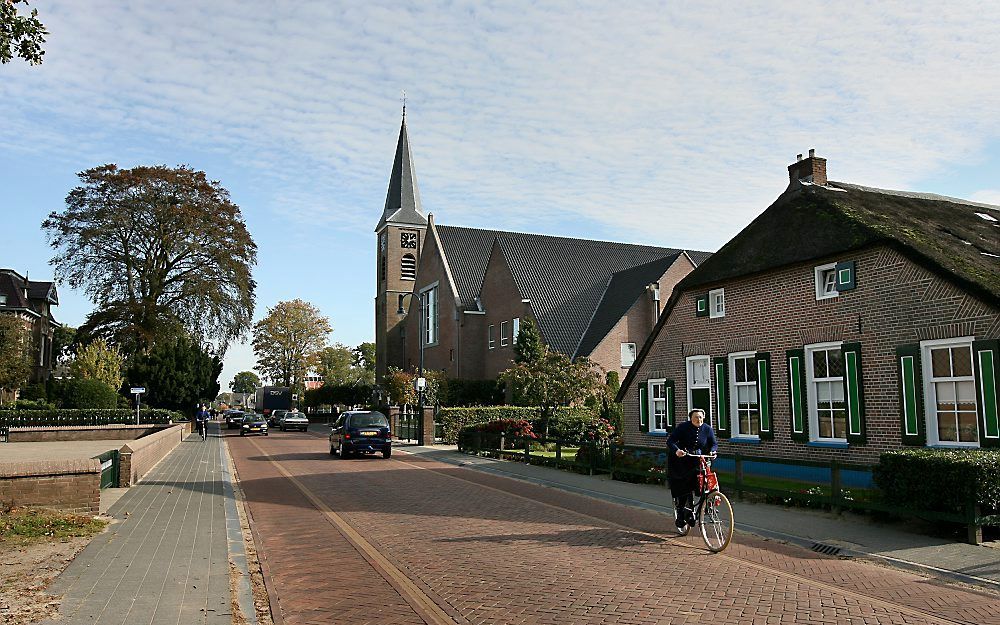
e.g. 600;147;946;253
0;269;58;316
679;181;1000;305
375;117;428;232
434;225;709;357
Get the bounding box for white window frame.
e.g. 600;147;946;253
621;343;637;368
805;341;847;443
921;336;979;447
500;320;509;347
686;355;712;423
728;352;759;439
419;282;439;346
709;288;725;318
512;317;520;344
488;324;495;350
814;263;839;300
647;378;667;432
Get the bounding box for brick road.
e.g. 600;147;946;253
227;432;1000;625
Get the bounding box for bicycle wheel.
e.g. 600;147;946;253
699;491;734;552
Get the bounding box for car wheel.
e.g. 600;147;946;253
383;448;392;459
339;442;350;459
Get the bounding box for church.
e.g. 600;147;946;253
374;115;711;383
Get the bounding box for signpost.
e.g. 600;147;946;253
130;387;146;424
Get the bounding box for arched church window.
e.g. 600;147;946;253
401;254;416;280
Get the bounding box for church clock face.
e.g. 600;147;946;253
400;231;418;249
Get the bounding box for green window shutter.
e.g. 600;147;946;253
713;357;730;439
973;340;1000;448
755;353;774;440
835;260;856;291
842;342;866;445
665;380;675;428
695;295;709;317
896;344;925;446
786;349;809;443
638;383;649;431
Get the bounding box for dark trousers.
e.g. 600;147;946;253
668;470;697;526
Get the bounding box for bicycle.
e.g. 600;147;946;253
672;452;734;553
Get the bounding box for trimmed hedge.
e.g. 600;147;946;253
60;378;119;409
0;408;184;428
872;449;1000;514
438;406;539;443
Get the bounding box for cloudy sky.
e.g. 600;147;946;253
3;0;999;390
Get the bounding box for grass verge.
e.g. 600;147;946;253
0;505;107;547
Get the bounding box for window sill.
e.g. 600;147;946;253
645;431;668;437
727;436;761;444
927;443;981;449
807;440;849;449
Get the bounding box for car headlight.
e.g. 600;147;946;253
242;424;249;428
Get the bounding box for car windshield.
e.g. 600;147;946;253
349;413;388;427
242;415;258;422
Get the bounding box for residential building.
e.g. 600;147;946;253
0;269;60;385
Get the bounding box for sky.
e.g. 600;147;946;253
2;1;1000;392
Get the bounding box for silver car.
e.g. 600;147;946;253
279;411;309;432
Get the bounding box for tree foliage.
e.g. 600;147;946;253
252;299;331;390
69;339;125;390
1;0;46;66
43;164;257;353
51;325;77;368
126;333;222;412
230;370;260;394
60;378;118;409
315;344;355;385
499;349;605;436
0;315;33;404
353;342;376;373
514;317;543;364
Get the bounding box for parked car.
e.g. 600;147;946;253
329;411;391;459
268;409;288;427
224;410;245;429
279;411;309;432
239;414;268;437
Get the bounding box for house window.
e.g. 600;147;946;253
488;325;495;349
512;317;520;344
686;356;711;424
806;343;846;440
922;338;978;445
39;335;46;366
729;353;759;436
815;263;838;299
500;321;509;347
648;379;667;432
709;288;725;318
621;343;636;367
420;284;438;346
401;254;416;280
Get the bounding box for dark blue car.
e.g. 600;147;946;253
329;411;391;459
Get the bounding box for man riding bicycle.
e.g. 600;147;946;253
666;409;717;532
196;404;210;441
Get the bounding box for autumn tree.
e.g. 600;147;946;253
353;342;376;380
230;371;260;394
1;0;46;66
500;349;605;437
0;316;32;405
252;299;331;391
69;339;125;390
43;164;257;354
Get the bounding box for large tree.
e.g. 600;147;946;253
252;299;331;390
0;316;32;404
43;164;257;354
230;370;260;394
126;333;222;412
315;344;356;385
1;0;46;66
352;342;376;373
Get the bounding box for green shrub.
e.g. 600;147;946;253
60;378;119;409
18;383;48;402
439;379;505;406
437;406;539;443
547;406;600;443
12;399;56;411
873;449;1000;514
0;408;182;427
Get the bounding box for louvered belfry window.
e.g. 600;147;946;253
401;254;416;280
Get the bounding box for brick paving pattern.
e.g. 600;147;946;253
229;432;1000;625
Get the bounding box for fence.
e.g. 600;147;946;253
456;431;997;545
0;409;178;428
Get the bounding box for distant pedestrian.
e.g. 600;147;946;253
196;404;210;441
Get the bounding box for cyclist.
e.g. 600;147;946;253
666;408;717;532
196;404;210;441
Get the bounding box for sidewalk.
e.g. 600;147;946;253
42;423;249;625
396;443;1000;589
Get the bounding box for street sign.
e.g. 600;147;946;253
130;387;146;394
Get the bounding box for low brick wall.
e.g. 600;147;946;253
119;424;186;487
8;424;168;443
0;459;101;515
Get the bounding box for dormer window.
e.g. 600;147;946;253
401;254;416;280
815;263;838;300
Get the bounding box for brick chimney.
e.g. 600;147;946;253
787;149;827;185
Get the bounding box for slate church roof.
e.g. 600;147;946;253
434;225;710;357
376;116;427;232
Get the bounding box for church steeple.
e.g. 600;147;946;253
376;115;427;232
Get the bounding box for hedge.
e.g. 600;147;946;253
0;408;184;428
872;449;1000;514
437;406;540;443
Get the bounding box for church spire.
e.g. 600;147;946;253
376;112;427;232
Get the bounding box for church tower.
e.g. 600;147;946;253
375;112;428;381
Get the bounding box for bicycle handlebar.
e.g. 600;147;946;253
679;451;717;458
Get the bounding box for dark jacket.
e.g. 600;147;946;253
666;420;718;483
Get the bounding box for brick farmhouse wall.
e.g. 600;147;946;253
0;459;100;515
623;244;1000;466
